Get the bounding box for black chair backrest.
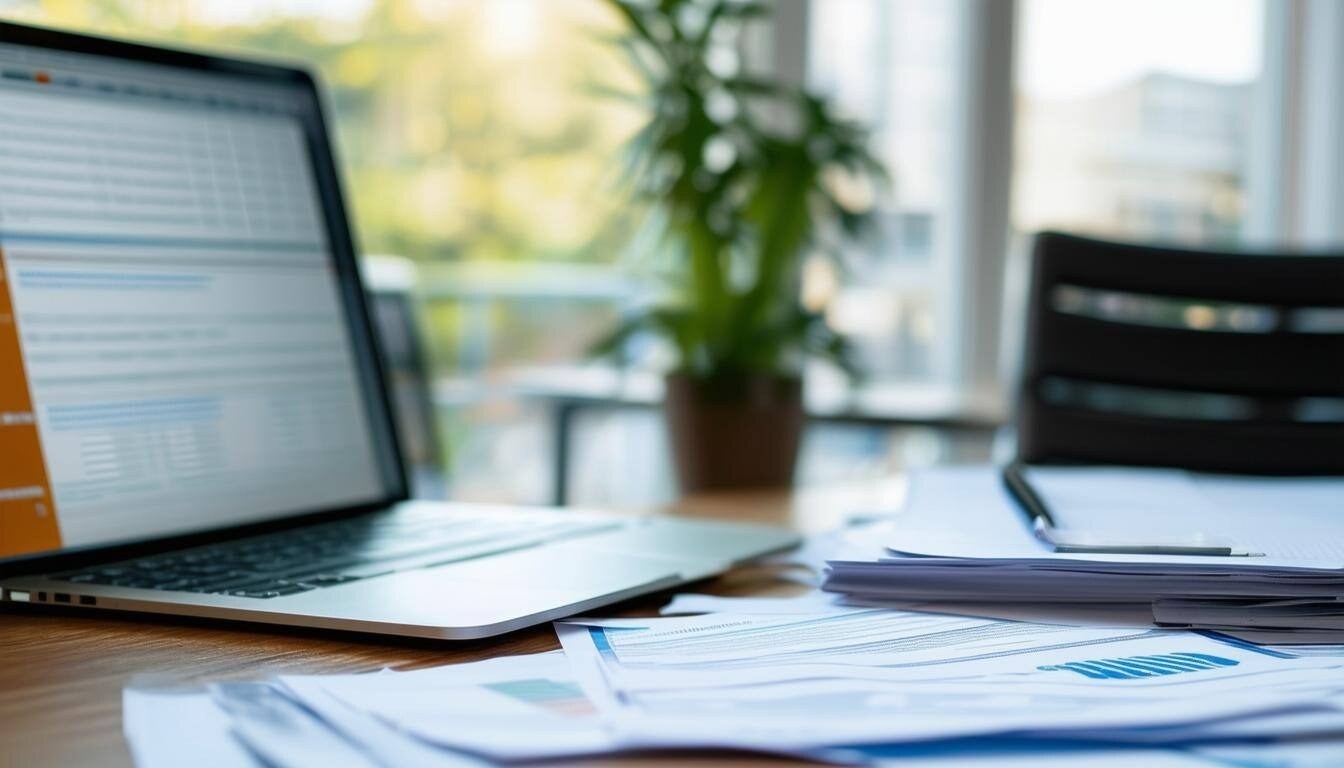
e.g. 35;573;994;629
1016;231;1344;475
368;289;441;473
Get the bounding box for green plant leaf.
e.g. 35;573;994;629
595;0;889;381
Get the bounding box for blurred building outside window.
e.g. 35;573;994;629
807;0;959;392
1014;0;1264;245
808;0;1268;409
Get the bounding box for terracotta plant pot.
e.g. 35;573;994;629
663;372;804;495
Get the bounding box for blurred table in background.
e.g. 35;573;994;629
432;365;1002;505
365;259;1003;508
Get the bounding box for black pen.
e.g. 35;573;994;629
1000;461;1057;529
998;462;1261;557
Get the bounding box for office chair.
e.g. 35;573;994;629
358;254;447;497
369;289;441;468
1015;231;1344;475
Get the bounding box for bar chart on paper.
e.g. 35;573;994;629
1037;652;1240;680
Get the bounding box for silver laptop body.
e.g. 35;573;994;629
0;21;797;639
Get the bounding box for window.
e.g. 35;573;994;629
1013;0;1265;246
807;0;961;387
7;0;1342;505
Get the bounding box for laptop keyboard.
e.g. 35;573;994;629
53;511;620;599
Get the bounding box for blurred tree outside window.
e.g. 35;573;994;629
3;0;642;357
2;0;649;501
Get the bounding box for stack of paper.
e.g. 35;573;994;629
125;595;1344;767
1154;598;1344;633
822;467;1344;637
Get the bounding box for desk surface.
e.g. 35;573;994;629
0;480;907;768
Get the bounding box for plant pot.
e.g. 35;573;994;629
663;372;804;495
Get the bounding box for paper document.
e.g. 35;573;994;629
659;590;1159;629
565;608;1159;688
123;688;264;768
280;652;617;762
1028;467;1344;561
660;591;852;615
828;742;1217;767
556;609;1344;751
890;466;1344;566
759;519;899;584
823;467;1344;607
210;682;386;768
124;681;486;768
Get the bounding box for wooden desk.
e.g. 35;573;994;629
0;480;907;768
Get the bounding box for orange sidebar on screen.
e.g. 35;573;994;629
0;246;62;558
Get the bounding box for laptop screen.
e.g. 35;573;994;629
0;32;402;562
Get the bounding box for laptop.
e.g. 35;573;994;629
0;21;798;639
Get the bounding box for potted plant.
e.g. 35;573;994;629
594;0;887;493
